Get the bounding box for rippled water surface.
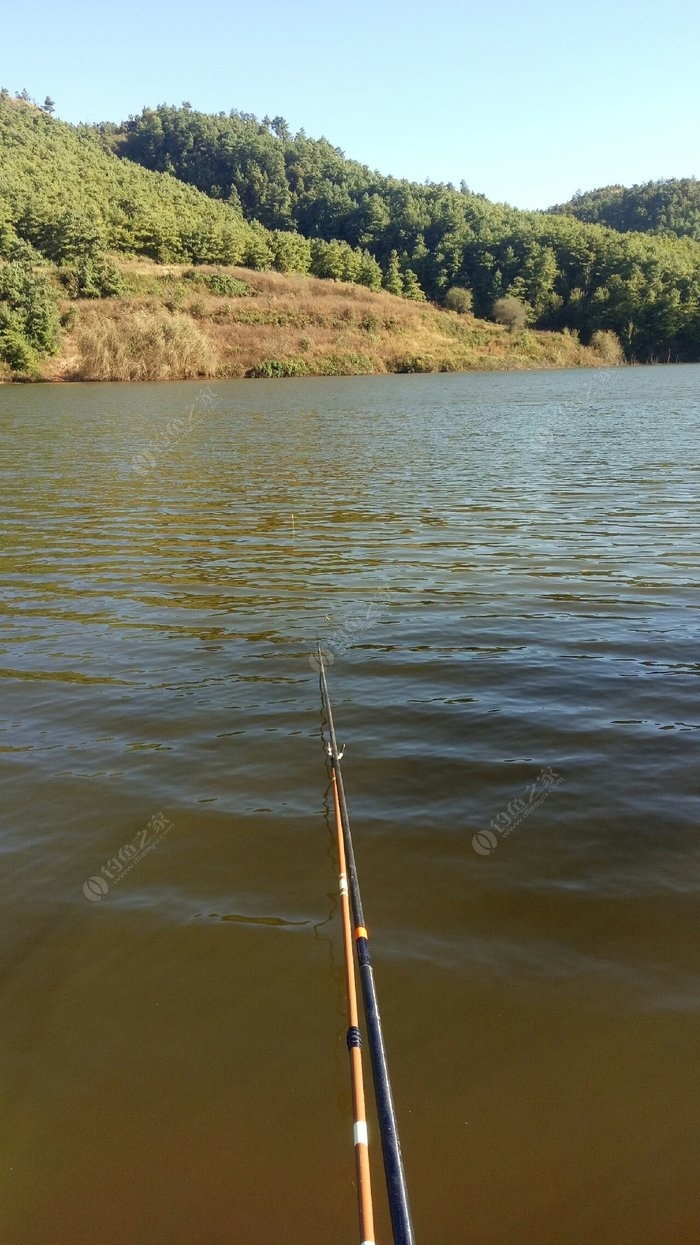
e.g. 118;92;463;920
1;367;699;1244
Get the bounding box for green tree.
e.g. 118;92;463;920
271;116;290;140
310;238;362;281
269;229;311;273
0;261;60;371
355;249;383;290
382;250;403;295
550;178;700;243
95;101;700;356
401;268;425;300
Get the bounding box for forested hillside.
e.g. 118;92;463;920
549;179;700;243
2;90;698;378
104;104;700;360
0;92;383;283
0;92;385;372
0;93;614;381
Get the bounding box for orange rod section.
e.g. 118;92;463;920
331;764;375;1245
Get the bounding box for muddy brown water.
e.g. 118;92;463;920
1;368;699;1243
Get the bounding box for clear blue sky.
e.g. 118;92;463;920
3;0;698;208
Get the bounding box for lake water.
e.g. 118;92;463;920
1;366;698;1244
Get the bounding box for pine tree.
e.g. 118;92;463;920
383;250;403;296
402;268;425;300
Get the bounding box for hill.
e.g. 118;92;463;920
549;179;700;243
0;92;382;282
102;104;700;361
0;92;618;380
0;91;389;375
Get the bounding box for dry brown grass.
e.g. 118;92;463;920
69;305;218;381
42;258;617;382
590;329;626;364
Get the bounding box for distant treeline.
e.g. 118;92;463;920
102;105;700;360
549;179;700;243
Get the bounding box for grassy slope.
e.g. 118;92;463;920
43;259;613;382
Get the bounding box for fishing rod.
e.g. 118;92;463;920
328;730;376;1245
318;648;416;1245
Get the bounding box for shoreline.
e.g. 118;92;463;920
1;358;627;386
2;261;625;385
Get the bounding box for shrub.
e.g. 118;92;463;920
444;286;473;314
590;329;625;364
360;313;380;333
58;256;124;298
247;357;309;378
492;295;529;331
96;259;124;297
391;354;436;373
316;353;375;376
0;326;38;374
183;269;249;297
